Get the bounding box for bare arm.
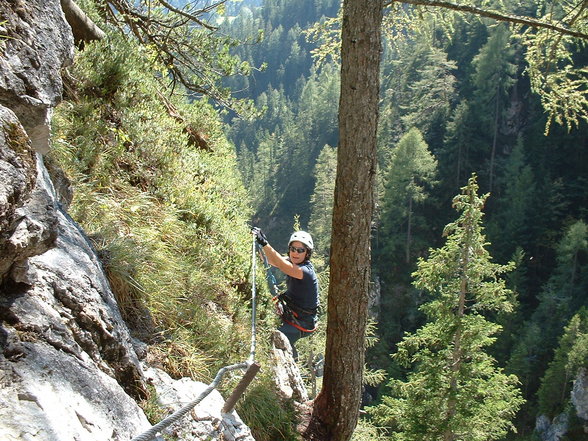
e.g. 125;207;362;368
262;244;304;279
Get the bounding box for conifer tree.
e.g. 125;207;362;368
487;136;536;264
537;307;588;418
309;144;337;257
371;175;524;441
470;24;517;192
379;127;437;265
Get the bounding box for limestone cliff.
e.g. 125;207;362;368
0;1;152;439
0;1;258;440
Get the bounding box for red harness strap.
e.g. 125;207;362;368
273;295;317;333
283;317;317;333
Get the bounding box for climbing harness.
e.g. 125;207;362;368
273;293;318;333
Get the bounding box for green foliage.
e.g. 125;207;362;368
309;144;337;256
519;0;588;133
375;128;437;336
379;39;457;149
350;417;386;441
230;63;340;244
379;127;437;252
88;0;259;116
370;175;524;441
507;220;588;403
51;30;259;380
487;136;536;264
537;308;588;417
139;385;169;426
236;374;301;441
305;13;342;66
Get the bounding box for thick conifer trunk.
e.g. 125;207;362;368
305;1;383;440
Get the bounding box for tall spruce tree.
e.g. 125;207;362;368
470;24;517;192
378;127;438;265
371;175;524;441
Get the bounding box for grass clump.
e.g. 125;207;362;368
51;29;255;379
236;374;301;441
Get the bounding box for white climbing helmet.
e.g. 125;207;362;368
289;231;314;251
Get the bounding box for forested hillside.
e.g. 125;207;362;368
221;0;588;439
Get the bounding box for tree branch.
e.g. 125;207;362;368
387;0;588;40
158;0;220;31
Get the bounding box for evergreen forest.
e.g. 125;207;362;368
222;0;588;439
48;0;588;440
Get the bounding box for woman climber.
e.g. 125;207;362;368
251;227;319;360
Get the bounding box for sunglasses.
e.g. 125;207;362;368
289;245;307;254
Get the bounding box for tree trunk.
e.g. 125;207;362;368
488;83;500;192
406;196;413;263
61;0;106;46
305;1;383;440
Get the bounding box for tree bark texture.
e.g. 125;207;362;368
61;0;106;46
307;1;383;440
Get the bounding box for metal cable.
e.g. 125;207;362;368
132;236;262;441
249;235;257;363
130;362;248;441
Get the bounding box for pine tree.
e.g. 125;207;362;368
371;175;524;441
470;24;517;192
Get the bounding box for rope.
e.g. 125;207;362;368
130;362;248;441
249;235;257;363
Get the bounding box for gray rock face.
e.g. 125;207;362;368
271;331;308;403
571;368;588;431
0;1;151;439
0;107;38;278
143;366;256;441
0;0;73;153
0;136;152;440
0;2;260;441
535;368;588;441
536;413;569;441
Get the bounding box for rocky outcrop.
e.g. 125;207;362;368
535;368;588;441
536;413;569;441
0;1;257;440
0;0;73;154
143;366;256;441
272;331;309;403
571;368;588;436
0;112;152;439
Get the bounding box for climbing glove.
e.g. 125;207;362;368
251;227;268;247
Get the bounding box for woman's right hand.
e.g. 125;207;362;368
251;227;268;246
